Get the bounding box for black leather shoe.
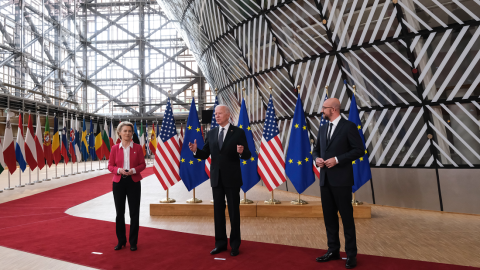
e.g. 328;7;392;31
210;247;227;255
114;242;126;250
345;257;357;269
130;245;137;251
230;249;239;256
316;252;341;262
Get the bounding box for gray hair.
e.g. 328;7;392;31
215;104;230;114
116;121;134;139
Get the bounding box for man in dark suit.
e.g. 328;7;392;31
189;105;251;257
312;98;364;269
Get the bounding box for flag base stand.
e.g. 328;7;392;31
160;189;176;203
25;183;34;185
61;175;69;177
264;191;281;204
34;180;42;183
4;188;14;190
352;193;363;206
0;190;2;193
15;185;25;188
186;189;202;203
291;193;308;205
240;193;254;204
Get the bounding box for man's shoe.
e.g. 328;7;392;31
345;257;357;269
230;249;239;256
130;245;137;251
316;252;341;262
210;247;227;255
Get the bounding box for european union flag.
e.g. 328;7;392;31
349;94;372;193
238;99;260;193
285;94;315;194
89;119;97;161
179;98;209;191
133;121;140;144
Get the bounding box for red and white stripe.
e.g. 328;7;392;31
34;114;45;170
312;144;320;178
257;135;286;191
154;135;181;190
25;114;38;170
179;123;184;149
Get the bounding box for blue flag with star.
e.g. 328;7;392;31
180;98;209;191
238;99;260;193
285;93;315;194
349;94;372;193
88;119;96;161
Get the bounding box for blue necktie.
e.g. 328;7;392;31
218;128;225;150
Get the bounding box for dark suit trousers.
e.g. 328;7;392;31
113;176;141;246
321;174;357;257
212;174;241;250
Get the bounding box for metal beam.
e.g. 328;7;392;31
81;1;158;7
145;47;187;77
146;78;199;114
88;42;138;79
145;20;171;39
87;81;140;116
145;43;199;75
88;4;138;41
88;44;140;78
139;2;146;114
93;81;138;113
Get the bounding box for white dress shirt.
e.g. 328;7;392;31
117;140;136;174
326;115;342;164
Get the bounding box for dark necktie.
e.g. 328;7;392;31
326;123;333;145
218;128;225;150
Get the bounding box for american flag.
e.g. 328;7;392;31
154;98;181;190
313;93;329;178
205;96;219;178
257;94;286;191
179;123;184;150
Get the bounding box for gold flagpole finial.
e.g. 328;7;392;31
242;87;246;93
168;90;171;97
215;88;218;96
325;85;329;96
297;85;300;94
192;89;195;98
353;85;356;96
269;86;272;94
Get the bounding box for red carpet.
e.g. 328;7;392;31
0;168;477;270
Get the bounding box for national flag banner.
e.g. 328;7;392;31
43;115;53;167
69;115;77;163
0;137;4;175
75;117;82;162
61;115;69;164
313;93;329;177
349;94;372;193
25;113;38;170
81;117;89;160
16;113;27;172
179;123;184;150
35;114;45;170
179;98;209;191
205;95;219;178
149;123;157;154
132;121;140;144
154;97;181;190
140;121;146;156
156;121;160;142
95;120;103;159
238;99;260;193
2;111;16;174
102;118;111;159
109;120;115;148
88;118;97;161
285;94;315;194
258;94;286;191
52;115;61;165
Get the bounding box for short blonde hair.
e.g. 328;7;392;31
116;121;134;139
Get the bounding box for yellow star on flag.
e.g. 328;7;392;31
365;150;368;154
242;160;247;165
310;151;312;154
247;126;251;131
358;125;361;130
360;157;363;161
305;157;309;162
295;123;299;128
352;160;356;164
196;127;200;132
181;158;185;163
289;159;293;164
197;159;202;162
188;125;192;130
297;160;302;165
250;157;255;162
239;125;243;129
189;160;194;165
303;126;306;130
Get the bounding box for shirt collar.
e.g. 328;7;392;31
119;140;134;149
330;115;342;127
219;122;230;131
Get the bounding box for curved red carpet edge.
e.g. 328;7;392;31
0;168;476;270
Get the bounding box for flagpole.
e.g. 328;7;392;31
76;115;80;174
264;190;280;204
97;117;102;171
35;108;42;183
5;171;13;190
25;110;35;185
16;110;25;188
240;192;253;204
160;188;176;203
186;89;202;204
89;116;94;172
52;113;60;179
350;85;364;206
82;116;87;173
61;113;68;177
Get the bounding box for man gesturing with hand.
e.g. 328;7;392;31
189;105;251;257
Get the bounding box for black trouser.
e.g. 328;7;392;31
113;176;141;246
320;174;357;257
212;174;241;250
